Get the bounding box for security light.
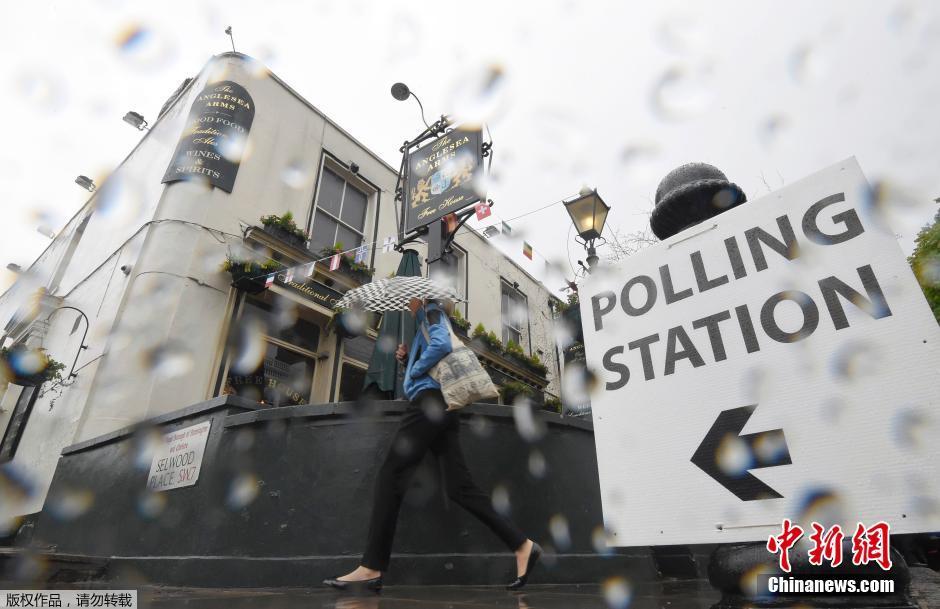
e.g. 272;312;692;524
75;175;96;192
122;111;148;131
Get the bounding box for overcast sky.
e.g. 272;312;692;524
2;0;938;294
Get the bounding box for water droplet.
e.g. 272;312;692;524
144;343;194;380
115;23;177;71
789;43;828;84
226;473;259;509
715;433;753;476
829;341;879;381
137;490;166;519
796;488;845;529
47;487;94;521
229;315;267;374
549;514;571;550
650;65;714;121
528;449;547;479
891;408;929;450
592;526;615;555
14;70;67;113
758;114;790;148
602;576;633;609
281;160;310;190
512;398;546;442
448;63;508;128
491;484;511;515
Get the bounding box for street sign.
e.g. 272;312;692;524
580;158;940;546
146;420;212;492
403;128;483;233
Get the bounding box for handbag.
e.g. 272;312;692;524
419;315;499;410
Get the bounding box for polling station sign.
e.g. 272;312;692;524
580;158;939;547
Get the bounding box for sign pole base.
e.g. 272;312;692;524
707;542;915;609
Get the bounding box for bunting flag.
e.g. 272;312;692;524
523;241;533;260
474;202;491;221
501;221;512;236
382;236;396;253
354;244;368;264
329;253;341;271
284;267;295;283
264;273;276;288
482;225;499;238
305;261;316;278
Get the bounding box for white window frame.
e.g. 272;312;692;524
500;279;527;352
308;158;373;253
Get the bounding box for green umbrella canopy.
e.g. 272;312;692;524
362;249;421;398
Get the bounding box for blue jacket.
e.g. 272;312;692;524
402;303;453;402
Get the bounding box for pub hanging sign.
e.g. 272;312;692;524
161;80;255;193
403;128;483;233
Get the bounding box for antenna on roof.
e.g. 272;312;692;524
224;26;236;53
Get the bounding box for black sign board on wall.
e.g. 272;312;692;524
162;80;255;193
403;128;483;233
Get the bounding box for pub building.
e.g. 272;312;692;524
0;54;570;541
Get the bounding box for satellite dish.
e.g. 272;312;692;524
390;82;411;101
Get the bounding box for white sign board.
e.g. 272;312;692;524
146;420;212;492
580;158;940;546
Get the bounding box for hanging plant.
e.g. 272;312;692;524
259;211;308;248
221;256;282;293
319;243;374;284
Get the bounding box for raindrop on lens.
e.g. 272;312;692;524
592;526;615;555
650;64;714;120
549;514;571;550
145;343;194;380
227;473;260;509
715;434;753;476
528;449;547;478
891;409;929;450
448;63;508;128
230;316;267;374
491;484;511;515
48;488;94;521
137;491;166;519
602;576;633;609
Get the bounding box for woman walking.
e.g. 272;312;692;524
324;297;541;592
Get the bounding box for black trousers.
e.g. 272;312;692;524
361;389;527;571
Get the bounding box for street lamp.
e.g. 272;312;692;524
390;82;431;130
563;188;610;271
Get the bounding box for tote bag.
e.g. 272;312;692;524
419;316;499;410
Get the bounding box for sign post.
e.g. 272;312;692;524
581;158;938;546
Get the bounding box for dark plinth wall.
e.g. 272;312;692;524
7;396;664;587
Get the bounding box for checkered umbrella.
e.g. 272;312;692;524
334;276;460;312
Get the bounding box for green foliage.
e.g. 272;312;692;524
544;396;562;413
498;380;535;403
221;255;280;275
525;353;548;376
319;243;374;279
908;209;940;323
472;323;487;339
260;211;307;242
485;330;503;352
555;291;579;313
504;339;525;358
449;308;471;332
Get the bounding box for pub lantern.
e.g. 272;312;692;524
563;188;610;270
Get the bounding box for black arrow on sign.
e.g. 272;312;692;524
690;405;791;501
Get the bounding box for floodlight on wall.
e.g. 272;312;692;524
6;263;21;273
390;82;430;130
74;175;96;192
122;111;148;131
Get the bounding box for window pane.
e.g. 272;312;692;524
335;223;362;251
339;363;367;402
310;211;338;252
341;185;368;231
317;168;343;216
262;343;314;406
344;336;375;362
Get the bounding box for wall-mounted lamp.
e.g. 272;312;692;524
74;175;96;192
391;82;431;130
122;111;148;131
6;263;21;273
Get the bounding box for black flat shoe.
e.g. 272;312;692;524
323;575;383;593
506;542;542;590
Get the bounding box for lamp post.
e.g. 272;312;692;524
563;188;610;272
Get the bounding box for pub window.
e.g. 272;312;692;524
225;295;321;407
500;280;527;351
337;335;375;402
309;166;369;254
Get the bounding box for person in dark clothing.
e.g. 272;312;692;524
324;298;541;592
